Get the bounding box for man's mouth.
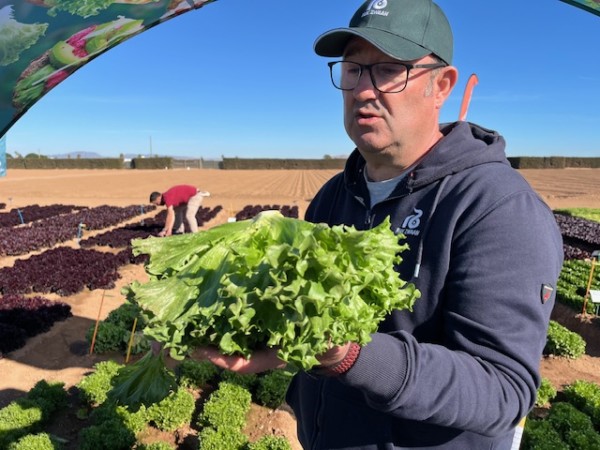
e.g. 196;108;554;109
355;110;380;125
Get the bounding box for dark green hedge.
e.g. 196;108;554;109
8;156;598;170
130;157;172;169
221;158;346;170
508;157;600;169
7;158;123;169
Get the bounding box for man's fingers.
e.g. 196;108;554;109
151;341;166;356
193;346;286;374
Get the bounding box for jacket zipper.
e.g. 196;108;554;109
365;209;374;228
310;379;328;450
309;174;416;447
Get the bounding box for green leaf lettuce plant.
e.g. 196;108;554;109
112;211;419;408
127;211;419;369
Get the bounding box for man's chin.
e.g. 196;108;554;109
353;136;387;155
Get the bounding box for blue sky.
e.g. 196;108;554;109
5;0;600;160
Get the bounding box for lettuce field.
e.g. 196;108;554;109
0;168;599;449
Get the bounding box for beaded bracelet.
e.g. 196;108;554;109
311;342;361;377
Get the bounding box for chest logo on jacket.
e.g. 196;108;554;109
395;208;422;236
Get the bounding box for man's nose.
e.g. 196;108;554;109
352;70;378;99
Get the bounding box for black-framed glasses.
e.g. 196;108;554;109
327;60;447;93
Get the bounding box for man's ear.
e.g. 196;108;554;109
435;66;459;109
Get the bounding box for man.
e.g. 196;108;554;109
195;1;563;448
149;184;209;236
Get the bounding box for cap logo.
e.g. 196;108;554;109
362;0;390;18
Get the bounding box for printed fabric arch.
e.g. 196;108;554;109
0;0;217;176
0;0;598;177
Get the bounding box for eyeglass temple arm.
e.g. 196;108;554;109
458;73;478;121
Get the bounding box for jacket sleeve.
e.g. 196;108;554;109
340;189;564;436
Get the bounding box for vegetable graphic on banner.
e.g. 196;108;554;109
0;6;48;67
13;17;143;113
0;0;215;143
26;0;161;19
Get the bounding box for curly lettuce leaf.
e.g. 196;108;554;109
0;6;48;66
47;0;159;18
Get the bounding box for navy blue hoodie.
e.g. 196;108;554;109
286;121;564;449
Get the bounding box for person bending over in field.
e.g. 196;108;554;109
149;184;210;237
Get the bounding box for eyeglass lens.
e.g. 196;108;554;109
330;62;409;93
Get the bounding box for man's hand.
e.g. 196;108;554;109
192;342;353;374
158;229;171;237
315;342;352;368
151;341;165;356
192;346;287;374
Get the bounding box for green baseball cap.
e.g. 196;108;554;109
314;0;453;65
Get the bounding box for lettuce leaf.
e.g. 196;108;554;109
0;6;48;66
48;0;127;18
107;350;176;410
125;210;420;370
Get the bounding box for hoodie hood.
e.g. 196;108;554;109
344;121;509;191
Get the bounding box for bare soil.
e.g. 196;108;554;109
0;167;599;448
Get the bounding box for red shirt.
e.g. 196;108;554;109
161;185;197;207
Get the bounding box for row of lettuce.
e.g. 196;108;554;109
554;209;600;313
522;343;600;448
526;379;600;449
0;358;294;450
523;207;600;449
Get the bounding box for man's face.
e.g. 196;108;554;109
151;196;162;206
341;38;442;160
